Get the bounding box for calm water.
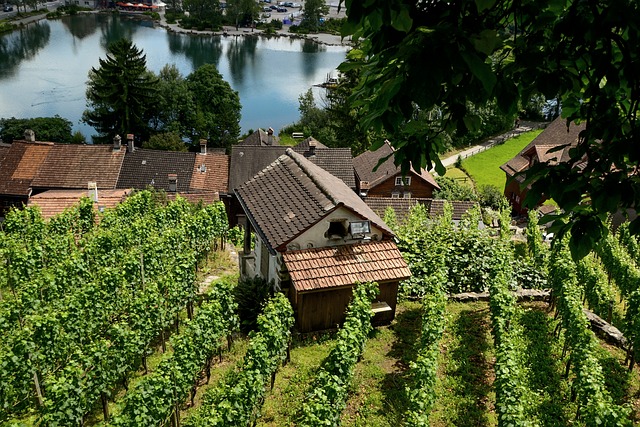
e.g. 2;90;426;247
0;14;348;139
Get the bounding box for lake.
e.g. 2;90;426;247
0;13;349;140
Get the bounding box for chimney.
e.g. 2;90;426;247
168;174;177;192
359;181;370;197
267;127;274;146
113;135;122;151
126;134;135;153
88;182;99;203
308;139;317;156
24;129;35;142
199;139;207;155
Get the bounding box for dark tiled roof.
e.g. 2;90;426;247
117;149;196;192
0;141;53;196
364;197;479;224
237;128;279;146
229;145;355;190
295;137;327;149
282;240;411;292
235;149;393;252
189;153;230;194
353;141;439;189
500;117;585;177
31;144;125;189
27;189;132;219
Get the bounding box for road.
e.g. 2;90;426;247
0;0;62;20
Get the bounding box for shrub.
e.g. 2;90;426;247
234;275;273;332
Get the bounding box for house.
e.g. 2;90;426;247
116;138;228;203
235;148;411;332
227;140;355;226
27;188;132;219
0;136;53;219
500;118;585;214
237;128;279;146
364;197;479;225
353;141;440;199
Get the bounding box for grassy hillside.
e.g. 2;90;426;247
461;129;543;189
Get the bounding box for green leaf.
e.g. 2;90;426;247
471;29;500;56
460;51;497;95
391;6;413;33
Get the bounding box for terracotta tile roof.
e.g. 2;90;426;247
364;197;479;224
27;189;132;219
500;117;585;178
189;153;229;194
237;128;279;146
229;145;355;190
353;141;439;189
31;144;125;189
0;141;53;196
235;149;393;252
117;149;196;192
282;240;411;292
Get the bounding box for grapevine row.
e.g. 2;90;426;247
111;278;239;426
297;281;378;426
549;239;631;425
184;292;294;427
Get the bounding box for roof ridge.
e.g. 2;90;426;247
285;148;338;208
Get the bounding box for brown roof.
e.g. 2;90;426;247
116;149;196;192
353;141;439;190
0;141;53;196
31;144;125;190
282;240;411;292
27;189;132;219
364;197;479;224
189;153;230;194
237;128;279;146
235;149;393;252
229;145;355;190
500;117;585;178
295;137;328;149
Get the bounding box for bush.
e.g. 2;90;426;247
234;276;273;332
434;176;477;201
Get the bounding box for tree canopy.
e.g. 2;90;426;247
0;116;73;143
82;38;158;144
340;0;640;257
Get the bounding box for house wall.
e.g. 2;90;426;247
503;178;526;214
295;281;398;333
366;173;436;199
285;207;386;251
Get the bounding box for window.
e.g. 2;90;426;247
326;220;348;239
403;192;411;199
395;176;411;186
391;192;400;199
349;220;371;237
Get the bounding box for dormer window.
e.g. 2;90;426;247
403;192;411;199
391;191;400;199
395;176;411;186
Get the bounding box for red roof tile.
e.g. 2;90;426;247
282;240;411;292
189;153;229;194
0;141;53;196
27;189;132;219
31;144;125;189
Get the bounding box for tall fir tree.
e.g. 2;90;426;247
82;39;158;144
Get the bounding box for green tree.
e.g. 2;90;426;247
150;64;193;135
302;0;329;33
0;116;73;143
182;0;222;29
82;39;158;144
433;176;477;202
341;0;640;257
142;131;188;151
184;64;241;150
225;0;258;30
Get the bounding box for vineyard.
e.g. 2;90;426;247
2;193;640;426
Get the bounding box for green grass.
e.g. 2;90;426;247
461;129;543;189
442;166;474;187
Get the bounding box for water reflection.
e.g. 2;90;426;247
226;35;258;85
62;14;98;40
301;39;320;79
167;32;223;70
99;14;139;49
0;22;50;77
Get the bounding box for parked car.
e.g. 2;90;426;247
283;1;293;7
276;6;287;12
269;4;277;9
262;6;271;12
261;12;271;18
3;4;13;11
